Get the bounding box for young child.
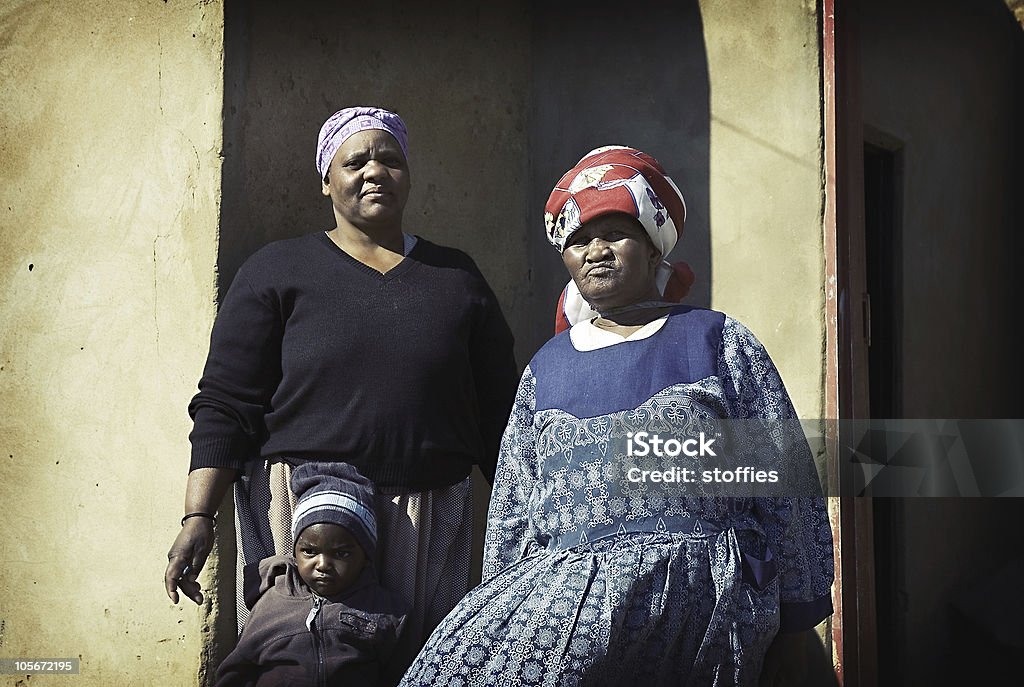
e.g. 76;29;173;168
216;462;406;687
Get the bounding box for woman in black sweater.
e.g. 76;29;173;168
163;107;517;679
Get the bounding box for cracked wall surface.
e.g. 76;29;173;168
0;0;224;684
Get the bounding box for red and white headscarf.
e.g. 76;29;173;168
545;146;695;333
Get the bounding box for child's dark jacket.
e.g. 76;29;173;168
215;555;406;687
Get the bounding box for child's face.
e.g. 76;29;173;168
294;523;367;598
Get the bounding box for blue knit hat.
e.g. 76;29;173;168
290;462;377;559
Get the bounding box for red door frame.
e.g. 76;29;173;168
822;1;878;684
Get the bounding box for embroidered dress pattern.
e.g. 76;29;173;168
400;310;833;686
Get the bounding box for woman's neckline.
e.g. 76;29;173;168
318;230;418;278
569;313;671;351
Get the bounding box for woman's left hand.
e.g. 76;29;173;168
759;630;809;687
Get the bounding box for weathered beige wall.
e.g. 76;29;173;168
700;0;825;421
0;1;223;684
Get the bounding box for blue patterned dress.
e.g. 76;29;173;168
401;307;833;686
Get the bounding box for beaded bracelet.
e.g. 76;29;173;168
181;512;216;527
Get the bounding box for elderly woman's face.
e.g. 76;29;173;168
322;129;410;229
562;213;662;311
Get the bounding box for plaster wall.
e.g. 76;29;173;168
699;0;825;422
0;1;224;684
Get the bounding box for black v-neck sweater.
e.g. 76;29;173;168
188;232;517;490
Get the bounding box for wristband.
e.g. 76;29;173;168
181;512;216;527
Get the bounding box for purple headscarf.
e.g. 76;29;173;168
315;107;409;180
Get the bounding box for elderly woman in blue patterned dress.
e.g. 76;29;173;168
400;146;834;686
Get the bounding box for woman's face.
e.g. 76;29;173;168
562;213;662;312
322;129;411;230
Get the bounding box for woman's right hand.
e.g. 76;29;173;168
163;466;238;605
165;518;216;605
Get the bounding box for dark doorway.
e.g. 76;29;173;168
863;140;905;685
862;142;901;420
